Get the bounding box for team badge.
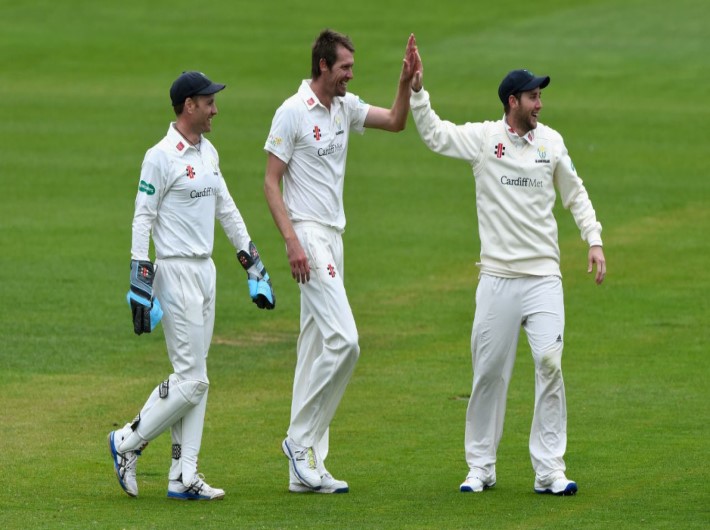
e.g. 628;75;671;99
535;146;550;164
176;141;185;151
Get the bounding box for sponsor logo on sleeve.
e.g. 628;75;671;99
139;180;156;195
267;133;283;148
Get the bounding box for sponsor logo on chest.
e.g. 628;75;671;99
312;121;345;157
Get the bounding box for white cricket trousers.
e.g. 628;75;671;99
465;274;568;483
288;222;360;460
154;257;215;484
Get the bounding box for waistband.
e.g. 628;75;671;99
156;255;212;262
292;220;344;234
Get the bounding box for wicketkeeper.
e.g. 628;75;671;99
108;71;274;500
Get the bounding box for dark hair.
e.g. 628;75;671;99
503;92;521;114
311;29;355;79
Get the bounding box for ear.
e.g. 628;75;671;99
508;93;519;109
319;57;329;74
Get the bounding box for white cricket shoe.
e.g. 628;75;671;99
107;430;140;497
289;468;349;493
282;438;321;490
534;472;578;496
460;472;496;493
168;474;225;500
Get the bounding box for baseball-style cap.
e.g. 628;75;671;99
170;71;226;106
498;69;550;104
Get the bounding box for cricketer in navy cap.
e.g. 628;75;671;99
170;71;226;107
498;69;550;105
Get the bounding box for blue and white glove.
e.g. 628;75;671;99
237;241;275;310
127;260;163;334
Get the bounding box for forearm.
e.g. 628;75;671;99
131;210;153;261
264;174;297;246
410;88;479;160
364;62;413;131
386;75;413;132
216;179;252;251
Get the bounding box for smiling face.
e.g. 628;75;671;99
322;44;354;99
508;88;543;135
189;94;218;134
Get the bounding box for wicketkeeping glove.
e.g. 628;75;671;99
127;260;163;334
237;241;275;310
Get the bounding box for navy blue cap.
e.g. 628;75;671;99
498;69;550;104
170;71;226;106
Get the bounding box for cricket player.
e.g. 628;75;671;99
108;71;274;500
409;52;606;495
263;30;418;493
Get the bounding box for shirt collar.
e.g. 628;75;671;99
167;122;201;156
298;79;341;112
503;115;536;145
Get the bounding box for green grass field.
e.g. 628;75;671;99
1;0;708;528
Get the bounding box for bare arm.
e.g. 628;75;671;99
364;33;418;132
264;153;310;283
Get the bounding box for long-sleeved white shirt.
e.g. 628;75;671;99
131;124;251;261
411;88;602;278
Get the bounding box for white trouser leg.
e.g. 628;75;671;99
465;275;522;479
177;387;209;486
291;305;331;464
288;224;360;448
156;258;215;383
522;276;567;480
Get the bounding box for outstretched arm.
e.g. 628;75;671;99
364;33;418;132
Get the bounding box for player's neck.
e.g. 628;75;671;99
310;78;333;110
173;122;201;147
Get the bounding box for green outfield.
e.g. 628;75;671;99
1;0;707;528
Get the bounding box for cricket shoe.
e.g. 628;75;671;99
460;472;496;493
289;468;349;494
282;438;321;490
534;472;578;496
168;474;225;500
107;430;141;497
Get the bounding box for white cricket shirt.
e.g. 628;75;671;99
131;124;251;260
411;88;602;278
264;80;370;231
